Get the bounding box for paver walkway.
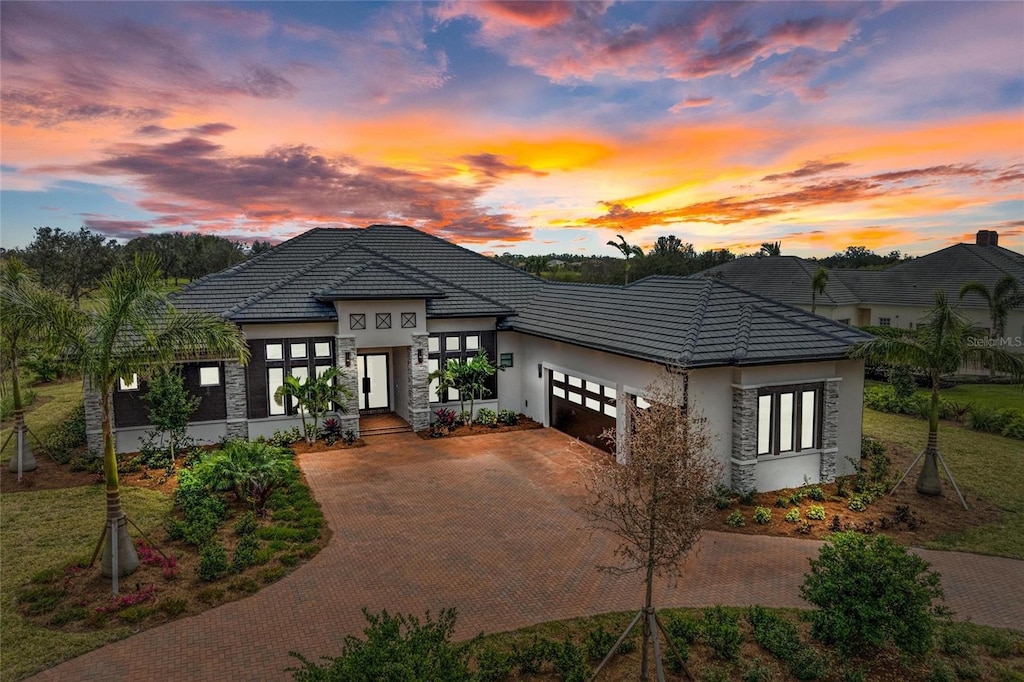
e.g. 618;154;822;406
31;429;1024;681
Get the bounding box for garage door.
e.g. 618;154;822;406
549;370;617;453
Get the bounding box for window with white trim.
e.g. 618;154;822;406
268;367;285;415
199;366;220;386
118;374;139;391
756;384;822;456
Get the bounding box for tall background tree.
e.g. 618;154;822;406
850;293;1024;508
16;227;119;306
11;254;249;588
583;374;720;679
606;234;644;284
759;241;782;257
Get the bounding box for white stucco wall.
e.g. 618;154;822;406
333;300;427;347
500;331;866;492
241;322;338;339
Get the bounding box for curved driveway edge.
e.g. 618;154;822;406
30;429;1024;681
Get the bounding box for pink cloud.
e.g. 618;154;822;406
39;135;531;244
669;97;715;112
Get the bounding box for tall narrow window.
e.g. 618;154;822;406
778;392;794;452
268;368;285;415
757;394;772;455
800;390;817;449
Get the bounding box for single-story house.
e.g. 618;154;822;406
84;225;872;493
698;230;1024;342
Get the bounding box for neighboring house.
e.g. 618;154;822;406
85;225;871;493
700;230;1024;343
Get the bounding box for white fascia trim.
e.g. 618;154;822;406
731;377;842;390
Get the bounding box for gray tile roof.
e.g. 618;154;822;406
835;244;1024;308
693;243;1023;311
173;225;870;366
511;277;871;368
698;255;860;306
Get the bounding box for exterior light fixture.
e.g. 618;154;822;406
345;352;351;367
538;363;543;378
417;348;424;364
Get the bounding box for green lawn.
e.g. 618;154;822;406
863;409;1024;559
1;379;83;460
0;486;172;681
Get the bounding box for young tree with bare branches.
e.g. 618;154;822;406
582;373;721;680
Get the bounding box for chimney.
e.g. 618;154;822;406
976;230;999;247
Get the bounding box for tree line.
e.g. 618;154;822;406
0;227;274;306
494;235;912;285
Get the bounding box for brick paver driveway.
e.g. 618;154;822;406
32;429;1024;681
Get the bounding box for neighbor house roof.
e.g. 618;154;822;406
699;255;860;306
834;244;1024;307
174;225;870;367
692;243;1023;311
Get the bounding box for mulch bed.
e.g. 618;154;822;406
710;439;1003;545
416;415;543;440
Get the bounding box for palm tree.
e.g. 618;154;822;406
811;267;829;315
850;293;1024;508
7;254;248;586
759;241;782;257
607;234;644;284
273;367;352;445
959;276;1024;377
1;257;45;475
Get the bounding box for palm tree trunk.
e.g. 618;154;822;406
99;388;139;579
916;382;942;496
6;362;37;473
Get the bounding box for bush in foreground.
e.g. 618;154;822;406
801;531;946;657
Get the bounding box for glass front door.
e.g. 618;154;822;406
356;353;390;411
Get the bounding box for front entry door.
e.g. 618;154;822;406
357;353;390;411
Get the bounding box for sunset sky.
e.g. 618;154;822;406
1;1;1022;257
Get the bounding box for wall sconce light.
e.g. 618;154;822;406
417;348;424;364
538;363;543;379
345;352;351;368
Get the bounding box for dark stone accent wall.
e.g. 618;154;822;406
113;364;227;428
247;342;269;419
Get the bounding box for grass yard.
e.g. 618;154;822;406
1;379;83;461
0;486;171;682
863;409;1024;559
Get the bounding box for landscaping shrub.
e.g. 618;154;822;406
927;660;957;682
158;596;189;617
753;506;772;524
166;469;227;545
847;495;868;512
473;644;513;682
785;508;801;523
496;409;519;426
742;658;775;682
584;625;616;661
198;541;229;581
512;635;554;675
829;515;843;532
50;606;89;625
434;408;458;432
194;440;296;514
789;489;806;506
42;402;86;464
288;607;474;681
725;510;745;527
808;486;825;501
739;487;758;506
789;648;830;681
457;409;473;425
806;505;826;521
889;365;918;400
938;625;973;658
233;510;258;536
232;533;261;572
703;606;742;662
475;407;497;427
663;612;702;645
551;638;590;682
342;430;357;446
711;485;734;510
774;495;789;508
800;532;946;657
320;418;344;445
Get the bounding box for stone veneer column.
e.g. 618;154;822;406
408;333;431;432
819;379;841;483
223;360;249;441
730;385;758;493
83;379;106;457
335;336;360;437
